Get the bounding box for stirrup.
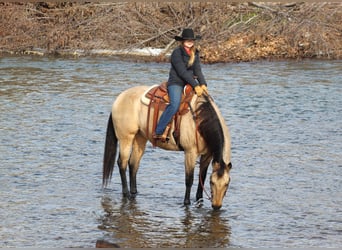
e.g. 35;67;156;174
153;133;169;143
153;124;171;143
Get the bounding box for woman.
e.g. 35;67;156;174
153;28;208;140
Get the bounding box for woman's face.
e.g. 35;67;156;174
183;39;195;49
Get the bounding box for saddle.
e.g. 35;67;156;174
145;82;194;144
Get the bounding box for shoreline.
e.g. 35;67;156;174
1;2;341;64
1;47;340;65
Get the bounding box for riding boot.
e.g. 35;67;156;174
153;124;170;142
161;124;171;142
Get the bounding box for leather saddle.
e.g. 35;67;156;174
144;82;194;143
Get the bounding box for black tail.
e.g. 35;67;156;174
102;112;118;188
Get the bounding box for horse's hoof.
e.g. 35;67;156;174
122;192;130;198
183;200;191;206
194;198;204;208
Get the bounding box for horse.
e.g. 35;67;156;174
102;85;232;210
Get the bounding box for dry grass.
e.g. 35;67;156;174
0;2;341;62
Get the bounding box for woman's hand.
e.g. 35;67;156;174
201;85;208;94
194;85;204;96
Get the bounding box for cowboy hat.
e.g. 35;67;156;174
175;28;201;41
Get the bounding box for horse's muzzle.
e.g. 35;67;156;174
212;204;222;210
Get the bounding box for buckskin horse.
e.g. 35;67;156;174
102;83;232;210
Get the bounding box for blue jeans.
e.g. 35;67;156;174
155;84;183;135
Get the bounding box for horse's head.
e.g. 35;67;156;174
210;161;232;210
195;93;232;209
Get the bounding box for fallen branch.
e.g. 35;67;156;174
134;26;180;48
248;2;276;13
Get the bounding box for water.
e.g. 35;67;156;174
0;56;341;247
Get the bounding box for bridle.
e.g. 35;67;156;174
199;168;230;202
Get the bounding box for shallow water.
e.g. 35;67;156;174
0;56;341;247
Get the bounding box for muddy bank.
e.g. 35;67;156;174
1;2;341;63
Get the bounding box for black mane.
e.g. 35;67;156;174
196;95;225;166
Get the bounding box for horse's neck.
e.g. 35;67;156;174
198;95;231;164
214;105;231;164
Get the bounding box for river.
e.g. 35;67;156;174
0;56;341;247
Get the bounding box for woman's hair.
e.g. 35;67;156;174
188;46;196;67
180;41;196;67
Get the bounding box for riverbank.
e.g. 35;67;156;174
1;2;341;63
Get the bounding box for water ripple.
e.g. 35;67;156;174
1;57;341;247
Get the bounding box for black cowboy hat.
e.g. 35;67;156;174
175;28;201;41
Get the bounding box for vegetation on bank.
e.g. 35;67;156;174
0;2;341;63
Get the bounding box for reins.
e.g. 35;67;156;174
188;97;200;153
190;91;215;201
189;90;214;154
199;168;212;201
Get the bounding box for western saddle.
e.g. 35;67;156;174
145;82;194;144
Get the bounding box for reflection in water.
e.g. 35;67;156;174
99;196;154;247
95;239;120;248
98;195;231;248
181;207;231;248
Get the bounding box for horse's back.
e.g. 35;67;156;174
112;86;149;138
113;85;148;111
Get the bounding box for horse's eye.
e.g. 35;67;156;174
210;181;214;186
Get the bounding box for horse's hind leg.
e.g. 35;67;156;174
129;133;147;197
117;138;134;197
184;151;198;205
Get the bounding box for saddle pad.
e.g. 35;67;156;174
141;84;160;106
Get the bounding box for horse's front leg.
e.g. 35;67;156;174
196;154;212;202
184;151;198;206
184;172;194;206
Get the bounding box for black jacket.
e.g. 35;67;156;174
167;46;207;88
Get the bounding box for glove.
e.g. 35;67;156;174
194;85;204;97
201;85;208;94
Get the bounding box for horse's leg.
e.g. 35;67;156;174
196;154;212;202
117;137;134;197
184;151;198;206
128;133;147;197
